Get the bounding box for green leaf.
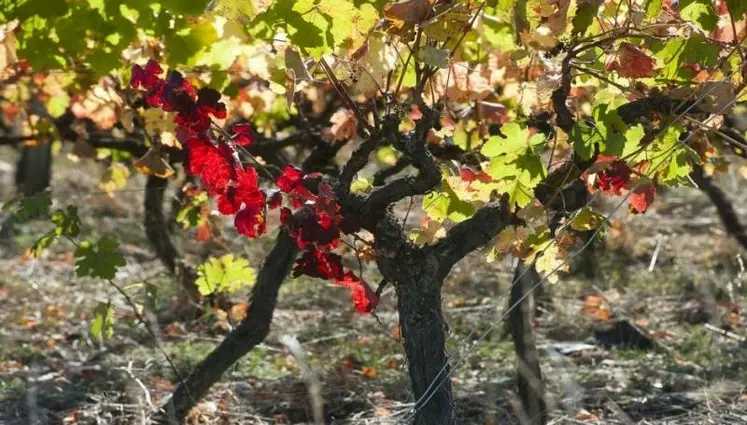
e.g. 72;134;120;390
208;0;275;21
481;122;544;157
489;151;546;208
645;124;698;184
46;93;70;118
570;208;607;231
12;192;51;222
572;1;601;36
653;35;719;81
196;254;257;296
422;178;476;223
29;206;81;257
621;124;646;159
645;0;663;19
51;206;81;237
90;301;114;341
32;230;57;258
74;236;127;280
679;0;718;31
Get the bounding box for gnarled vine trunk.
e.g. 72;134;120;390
508;261;548;425
392;266;454;425
376;222;455;425
163;231;297;423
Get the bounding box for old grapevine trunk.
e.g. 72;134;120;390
376;228;455;425
163;231;298;423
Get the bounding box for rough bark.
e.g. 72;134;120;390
396;275;454;425
144;175;202;304
383;246;454;425
163;231;298;423
508;261;548;425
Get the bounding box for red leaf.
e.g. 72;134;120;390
195;222;212;241
293;249;344;280
268;191;283;209
234;205;266;238
459;168;492;183
629;182;655;213
232;124;255;146
606;43;656;79
335;271;379;313
196;88;227;119
276;165;305;193
596;161;631;195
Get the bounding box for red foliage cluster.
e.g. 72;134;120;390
596;160;630;195
132;59;266;238
130;60;377;313
584;156;655;213
277;166;378;313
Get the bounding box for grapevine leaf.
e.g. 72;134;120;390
11;192;51;222
570;208;606;231
74;237;127;280
99;163;130;194
535;244;568;284
653;35;719;80
572;1;600;36
90;301;114;341
196;254;257;295
207;0;275;21
489;151;546;208
679;0;718;32
481;122;544;157
645;0;663;19
629;180;656;213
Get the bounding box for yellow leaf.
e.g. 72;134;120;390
534;244;568;284
0;20;19;74
99;163;130;195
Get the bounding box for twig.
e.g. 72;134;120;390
704;323;746;342
648;233;663;272
278;335;325;425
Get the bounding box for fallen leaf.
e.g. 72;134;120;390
164;322;186;337
361;366;377;379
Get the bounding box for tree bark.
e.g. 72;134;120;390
508;261;548;425
376;229;454;425
163;231;298;423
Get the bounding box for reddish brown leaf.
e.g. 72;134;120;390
606;43;656;79
629;182;656;213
